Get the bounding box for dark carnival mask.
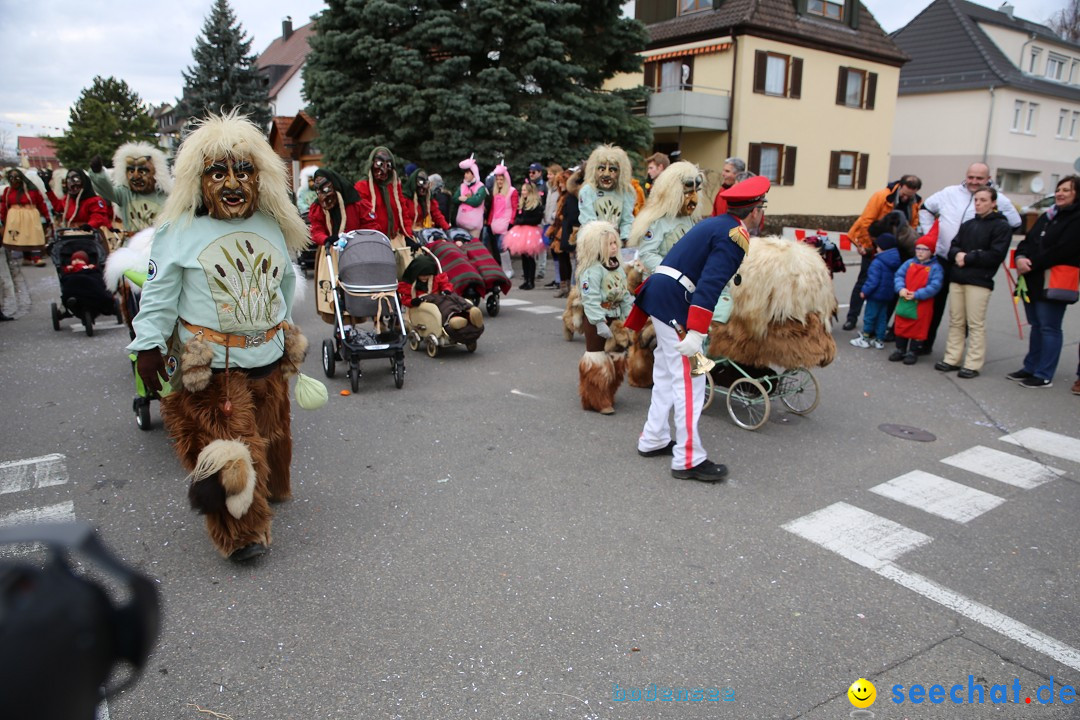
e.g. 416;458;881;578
201;156;258;220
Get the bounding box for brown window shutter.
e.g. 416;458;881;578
865;72;877;110
783;146;797;186
858;153;870;189
753;51;767;94
748;143;762;175
836;67;847;105
644;61;656;91
790;58;803;99
828;151;840;188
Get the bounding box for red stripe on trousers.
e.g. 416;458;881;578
681;355;694;468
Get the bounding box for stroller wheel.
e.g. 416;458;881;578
426;335;439;358
486;293;500;317
50;302;61;331
408;331;421;352
322;339;336;378
134;397;152;431
465;341;477;353
393;360;405;389
349;363;361;393
83;309;94;337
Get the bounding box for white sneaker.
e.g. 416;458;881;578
870;339;885;349
850;335;871;349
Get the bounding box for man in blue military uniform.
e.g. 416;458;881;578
626;175;770;482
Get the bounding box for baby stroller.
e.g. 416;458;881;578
448;227;510;317
321;230;407;392
49;229;121;337
416;228;486;306
402;247;484;357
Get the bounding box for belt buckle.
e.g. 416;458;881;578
244;332;266;348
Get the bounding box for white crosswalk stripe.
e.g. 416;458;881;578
518;305;563;314
782;502;932;569
0;501;76;528
0;453;68;495
1000;427;1080;464
497;297;533;307
869;470;1005;523
941;445;1062;489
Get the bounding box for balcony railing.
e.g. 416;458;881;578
634;84;731;133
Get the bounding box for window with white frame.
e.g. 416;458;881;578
1071;111;1079;139
1059;109;1069;137
1013;100;1024;131
1047;54;1067;81
1072;60;1080;84
1026;102;1039;133
1029;48;1042;73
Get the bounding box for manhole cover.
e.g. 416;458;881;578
878;423;936;442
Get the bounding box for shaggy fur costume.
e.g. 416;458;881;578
626;320;656;388
706;236;837;369
577;320;631;413
562;285;583;340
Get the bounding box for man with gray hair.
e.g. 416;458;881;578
711;157;746;215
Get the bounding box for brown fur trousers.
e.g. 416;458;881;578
161;366;293;558
626;320;655;388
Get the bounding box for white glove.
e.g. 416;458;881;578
674;329;706;357
596;322;613;339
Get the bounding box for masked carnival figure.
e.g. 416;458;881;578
403;167;450;232
47;169;113;233
309;168;365;323
128;112;310;562
90;143;172;234
575;221;633;415
624;162;705;387
354;146;411;241
2;167;52;267
578;144;635;244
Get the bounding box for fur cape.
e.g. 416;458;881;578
111;142;174;194
707;235;837;369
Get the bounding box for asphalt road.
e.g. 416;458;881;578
1;251;1077;720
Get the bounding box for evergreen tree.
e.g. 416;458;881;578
53;76;158;169
303;0;651;181
177;0;270;129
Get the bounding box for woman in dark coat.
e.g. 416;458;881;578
1010;175;1080;388
935;187;1012;378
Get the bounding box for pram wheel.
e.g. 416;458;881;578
349;363;361;393
486;292;500;317
83;309;94;337
393;358;405;389
408;331;421;352
322;339;336;378
426;335;439;358
726;377;770;430
50;302;61;331
465;341;477;353
777;368;820;415
702;372;715;410
134;397;152;431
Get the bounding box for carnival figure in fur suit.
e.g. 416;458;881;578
129;112;310;562
89;142;173;233
706;235;838;370
624;162;706;387
578;144;635;243
574;221;633;415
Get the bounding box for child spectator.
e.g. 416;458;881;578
889;230;944;364
850;232;900;349
398;253;484;332
62;250;97;274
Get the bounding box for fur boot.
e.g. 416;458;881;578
187;439;256;520
554;280;570;299
626;320;656;388
578;350;617;415
561;286;583;341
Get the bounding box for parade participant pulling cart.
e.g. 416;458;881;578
701;235;837;429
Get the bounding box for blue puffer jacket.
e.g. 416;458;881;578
860;247;901;303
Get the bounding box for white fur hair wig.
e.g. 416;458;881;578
574;220;619;275
111;142;173;194
628;161;704;247
297;164;319;191
585;144;633;195
157;111;309;253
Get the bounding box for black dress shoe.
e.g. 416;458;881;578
957;368;979;379
888;350;904;362
902;352;918;365
638;440;676;458
672;460;728;483
934;361;960;372
842;319;857;331
230;543;268;562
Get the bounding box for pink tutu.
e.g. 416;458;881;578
502;225;545;257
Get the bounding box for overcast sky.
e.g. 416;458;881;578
0;0;1066;150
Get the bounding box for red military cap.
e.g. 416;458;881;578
719;175;771;208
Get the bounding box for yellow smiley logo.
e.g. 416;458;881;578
847;678;876;708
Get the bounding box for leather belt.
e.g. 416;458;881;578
181;319;282;349
655;265;696;293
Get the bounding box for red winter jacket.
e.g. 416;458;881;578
397;273;454;306
48;190;112;230
1;187;51;224
354;180;412;238
309;201;365;246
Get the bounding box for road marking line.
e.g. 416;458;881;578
0;501;76;527
1001;427;1080;464
781;502;932;568
0;454;68;495
498;297;532;307
69;323;126;333
869;470;1005;523
518;305;563;314
785;503;1080;673
96;702;110;720
941;446;1062;489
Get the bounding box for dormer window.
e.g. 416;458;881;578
808;0;844;21
679;0;711;14
1047;54;1067;82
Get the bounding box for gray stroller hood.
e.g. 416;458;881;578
337;230;398;316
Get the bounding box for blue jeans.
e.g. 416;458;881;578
862;300;890;341
1022;300;1069;381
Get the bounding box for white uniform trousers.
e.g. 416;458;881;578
638;318;707;470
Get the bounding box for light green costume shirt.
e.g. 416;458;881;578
128;212;296;368
577;185;635;241
578;263;633;326
637;215;696;274
89;169;168;232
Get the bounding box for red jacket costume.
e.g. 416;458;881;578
397;273;454;306
48;190;112;230
354;180;411;238
308;201;365;246
1;187;50;224
405;196;450;231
